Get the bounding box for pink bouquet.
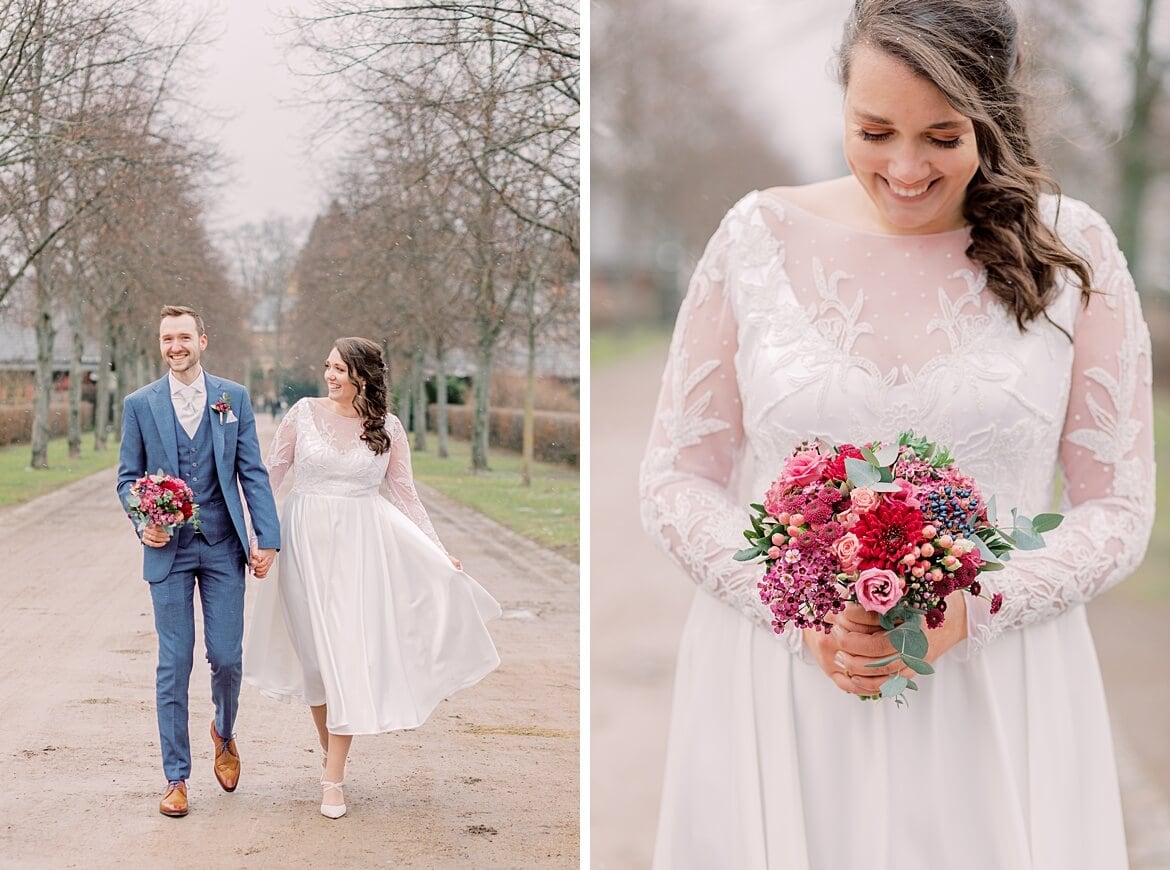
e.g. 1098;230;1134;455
127;469;200;534
735;431;1061;704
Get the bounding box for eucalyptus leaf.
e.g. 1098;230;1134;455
972;535;1002;565
860;445;880;466
979;560;1005;572
986;495;999;525
865;654;902;669
1032;513;1064;533
889;626;929;660
881;674;910;699
733;547;761;562
846;458;880;488
869;482;901;493
1011;528;1045;551
904;657;935;676
874;443;900;467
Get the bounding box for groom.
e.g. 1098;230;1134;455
117;305;280;817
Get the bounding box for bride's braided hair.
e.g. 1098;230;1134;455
334;337;391;455
838;0;1093;330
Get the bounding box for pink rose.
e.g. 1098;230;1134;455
850;487;880;514
854;567;906;614
782;450;830;487
885;479;921;508
832;532;862;573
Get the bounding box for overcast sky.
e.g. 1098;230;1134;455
186;1;328;232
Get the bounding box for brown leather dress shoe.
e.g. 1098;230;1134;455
159;780;188;817
211;720;240;792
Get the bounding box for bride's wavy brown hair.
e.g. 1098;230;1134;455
334;337;391;455
838;0;1093;330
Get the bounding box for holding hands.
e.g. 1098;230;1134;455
805;594;968;697
251;547;277;578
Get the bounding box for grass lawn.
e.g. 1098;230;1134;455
591;327;669;367
1119;396;1170;601
0;435;120;506
407;436;579;563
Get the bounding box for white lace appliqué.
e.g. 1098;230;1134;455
267;399;449;553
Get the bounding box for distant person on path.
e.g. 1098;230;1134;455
117;305;280;818
638;1;1154;867
244;337;500;819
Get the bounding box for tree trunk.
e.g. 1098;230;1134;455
471;337;493;472
68;318;83;459
93;317;113;451
30;286;55;469
113;327;128;435
67;242;85;459
522;317;536;487
1117;0;1162;291
28;5;52;470
412;345;427;452
435;343;449;459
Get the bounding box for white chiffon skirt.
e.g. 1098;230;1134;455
244;491;501;734
653;590;1128;870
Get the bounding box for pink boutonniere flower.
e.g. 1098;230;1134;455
211;392;232;424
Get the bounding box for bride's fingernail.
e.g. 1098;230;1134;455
833;652;847;670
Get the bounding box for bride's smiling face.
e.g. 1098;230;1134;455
843;44;981;235
323;348;359;404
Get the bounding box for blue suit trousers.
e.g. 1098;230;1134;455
148;529;246;782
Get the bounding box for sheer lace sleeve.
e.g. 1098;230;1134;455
966;207;1156;652
382;415;448;553
639;196;797;647
265;399;301;496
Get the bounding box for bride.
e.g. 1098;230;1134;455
639;0;1154;867
245;336;500;819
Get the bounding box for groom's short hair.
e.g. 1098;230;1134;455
160;305;205;336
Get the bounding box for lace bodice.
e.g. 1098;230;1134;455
640;189;1155;655
268;398;448;553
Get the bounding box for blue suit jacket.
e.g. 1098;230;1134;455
117;372;281;582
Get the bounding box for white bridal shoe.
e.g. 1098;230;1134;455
321;779;346;819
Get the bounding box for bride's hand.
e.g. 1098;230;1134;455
805;613;903;696
812;593;971;696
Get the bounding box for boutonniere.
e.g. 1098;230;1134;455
211;392;233;424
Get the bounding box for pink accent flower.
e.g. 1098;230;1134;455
886;478;921;508
850;487;881;514
782;450;830;487
831;532;862;573
854;567;906;614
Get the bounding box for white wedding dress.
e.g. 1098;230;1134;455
245;398;500;734
640;189;1155;869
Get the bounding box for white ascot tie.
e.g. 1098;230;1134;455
174;386;203;438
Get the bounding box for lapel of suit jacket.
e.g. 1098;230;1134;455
147;376;180;474
204;372;230;486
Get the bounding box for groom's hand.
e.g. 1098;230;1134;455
142;524;171;548
250;547;276;578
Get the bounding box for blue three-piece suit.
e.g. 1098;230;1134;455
117;372;280;782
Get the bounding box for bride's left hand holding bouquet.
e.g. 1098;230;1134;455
126;470;200;534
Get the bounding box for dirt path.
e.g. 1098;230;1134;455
591;347;1170;869
0;417;579;868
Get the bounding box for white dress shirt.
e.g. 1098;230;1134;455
169;368;206;439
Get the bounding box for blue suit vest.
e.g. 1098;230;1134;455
174;411;231;546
